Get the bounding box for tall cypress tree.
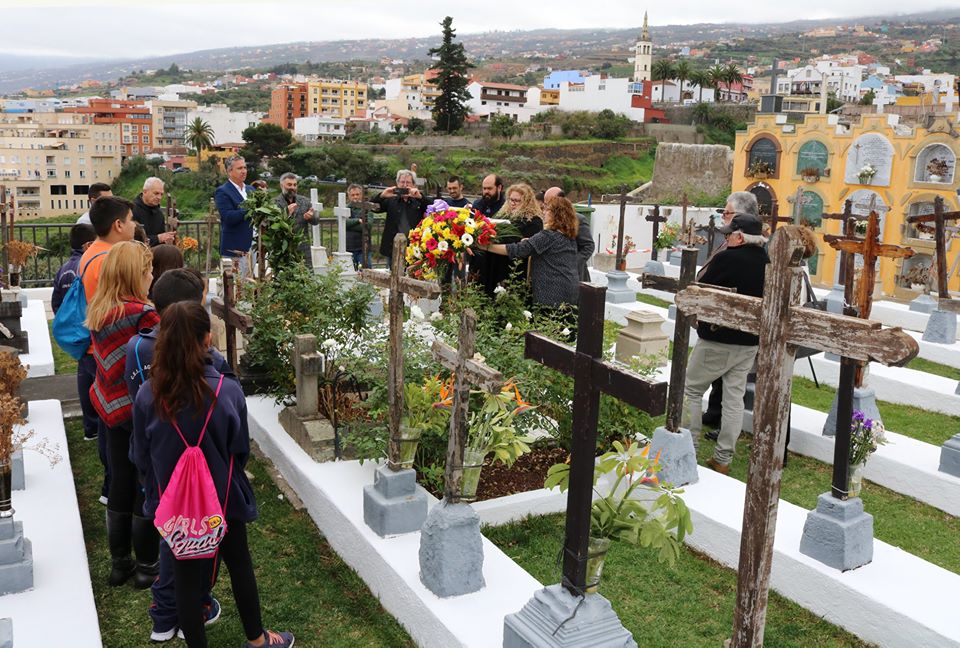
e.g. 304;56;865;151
428;16;473;134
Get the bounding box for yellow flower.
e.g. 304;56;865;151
465;226;475;235
423;218;434;228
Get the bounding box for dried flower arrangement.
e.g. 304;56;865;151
4;240;40;267
0;349;27;396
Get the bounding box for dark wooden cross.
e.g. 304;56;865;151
361;234;441;469
614;187;628;269
906;196;960;299
431;308;503;502
524;283;668;595
646;205;666;261
210;260;253;372
204;198;217;275
165;194;179;234
0;186;7;285
675;226;918;648
680;192;690;234
763;201;793;234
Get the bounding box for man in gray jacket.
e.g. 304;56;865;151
544;187;594;281
276;172;316;265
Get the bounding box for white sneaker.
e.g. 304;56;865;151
98;495;108;506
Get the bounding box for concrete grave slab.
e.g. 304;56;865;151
19;301;53;379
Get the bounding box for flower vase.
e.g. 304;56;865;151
0;458;12;517
858;175;872;185
585;536;612;594
929;174;943;183
7;265;21;289
398;425;422;470
616;259;627;272
458;447;487;502
847;463;866;498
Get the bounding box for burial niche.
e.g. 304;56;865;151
914;143;956;184
796;140;829;176
844;133;894;186
747;135;780;177
749;183;775;217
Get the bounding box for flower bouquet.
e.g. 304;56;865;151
654;221;681;251
857;164;877;185
604;235;638;256
405;200;499;281
847;410;886;497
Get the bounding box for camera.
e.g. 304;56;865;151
397;187;410;196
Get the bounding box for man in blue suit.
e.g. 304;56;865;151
214;155;255;276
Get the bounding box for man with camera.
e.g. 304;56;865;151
275;172;315;265
372;169;427;267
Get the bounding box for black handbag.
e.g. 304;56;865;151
795;271;825;361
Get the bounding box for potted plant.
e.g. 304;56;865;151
4;240;40;288
400;375;447;469
857;164;877;185
800;166;821;183
926;157;950;183
654;222;681;254
544;440;693;593
747;160;774;179
603;235;639;271
847;410;886;498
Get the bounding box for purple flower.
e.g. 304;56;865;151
852;411;865;422
425;199;449;216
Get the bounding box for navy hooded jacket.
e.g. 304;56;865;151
125;326;236;402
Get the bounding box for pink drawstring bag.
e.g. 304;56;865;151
154;375;233;560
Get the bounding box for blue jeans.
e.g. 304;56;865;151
351;250;373;270
78;354;109;497
150;542;215;630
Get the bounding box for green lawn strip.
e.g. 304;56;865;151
49;321;78;375
791;376;958;446
696;436;960;574
484;514;868;648
907;356;960;381
66;419;412;647
635;292;672;309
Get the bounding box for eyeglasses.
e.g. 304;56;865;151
508;197;522;204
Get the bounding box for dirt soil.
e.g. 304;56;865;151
475;446;568;502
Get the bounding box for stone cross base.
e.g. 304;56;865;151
799;493;874;571
604;270;635;304
0;618;11;648
503;584;637;648
311;245;329;275
939;435;960;478
667;304;677;321
922;309;957;344
278;407;335;462
642;259;665;276
419;500;485;598
12;449;23;491
823;387;881;436
362;465;427;537
615;310;668;364
0;517;34;595
909;293;937;314
648;427;699;487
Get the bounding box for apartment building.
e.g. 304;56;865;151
148;98;198;154
186;104;262;145
63;98;152;157
0;112;122;218
379;72;441;120
306;79;367;119
266;84;309;130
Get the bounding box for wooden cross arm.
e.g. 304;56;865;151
524;332;667;415
360;268;391;289
907;210;960;224
431;340;504;392
641;273;679;292
210;298;254;333
645;214;667;222
826;239;915;259
675;285;918;366
359;268;442;299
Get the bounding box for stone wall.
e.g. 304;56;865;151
660;103;758;126
646;143;734;203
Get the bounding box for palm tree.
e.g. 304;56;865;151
688;69;709;103
707;64;726;102
673;60;692;101
651;59;675;103
185;117;215;170
722;64;744;102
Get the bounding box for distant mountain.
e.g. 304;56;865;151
1;9;958;94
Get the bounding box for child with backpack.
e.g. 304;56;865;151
86;240;161;589
132;301;294;648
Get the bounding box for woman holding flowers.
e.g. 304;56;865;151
480;183;544;294
481;196;580;315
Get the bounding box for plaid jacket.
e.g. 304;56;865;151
91;301;160;428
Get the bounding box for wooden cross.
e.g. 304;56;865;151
431;308;503;501
763;202;792;234
0;186;7;285
789;187;813;226
204;198;217;275
675;226;918;648
646;205;666;261
906;196;960;299
524;284;668;595
361;234;441;469
680;192;690;235
614;188;627;269
165;194;179;234
210;260;253;371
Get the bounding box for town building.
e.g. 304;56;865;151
186;104;262;146
379;72;441;120
0;112;122;218
63;98;152;157
732;111;960;298
633;12;653;83
266;83;309;130
147;98;197;154
557;74;663;122
306;79;367;119
465;81;544;123
294;115;347;142
543;71;585;90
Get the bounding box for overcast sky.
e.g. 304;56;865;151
0;0;954;60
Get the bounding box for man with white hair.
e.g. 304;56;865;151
133;177;175;246
371;169;427;266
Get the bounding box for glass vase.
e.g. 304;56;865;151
0;458;13;518
7;264;21;289
458;447;487;502
397;426;422;470
847;463;866;499
585;536;612;594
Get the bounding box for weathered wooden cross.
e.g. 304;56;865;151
613;188;628;269
788;187;813;226
0;186;8;283
674;226;918;647
646;205;666;261
204;198;217;275
763;202;793;234
430;308;503;501
524;284;668;594
906;196;960;300
361;234;441;469
210;260;254;372
165;194;179;234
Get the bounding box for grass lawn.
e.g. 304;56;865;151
66;419;412;647
906;356;960;381
635;292;672;309
485;514;869;648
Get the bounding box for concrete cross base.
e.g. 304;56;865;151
642;260;665;276
667;249;682;267
614;311;668;364
938;435;960;477
12;449;23;491
503;584;637;648
0;517;33;595
824;284;845;314
331;252;356;283
603;271;635;304
799;492;874;571
0;618;11;648
823;387;881;436
909;293;937;314
278;407;336;462
311;245;329;275
922;309;957;344
419;500;485;598
367;292;384;321
648;427;699;486
362;465;428;537
667;304;677;321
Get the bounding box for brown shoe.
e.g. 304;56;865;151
706;457;730;475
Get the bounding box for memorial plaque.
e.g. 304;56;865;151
850;190;888;236
749;137;779;173
844;133;894;186
796;140;829;174
800;191;824;228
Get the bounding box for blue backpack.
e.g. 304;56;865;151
52;251;108;360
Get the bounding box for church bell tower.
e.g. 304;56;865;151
634;12;652;83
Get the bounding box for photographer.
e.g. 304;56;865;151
275;172;315;266
371;169;427;267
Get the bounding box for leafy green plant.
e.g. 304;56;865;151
545;440;693;565
461;383;536;467
403;375;449;431
241;189;308;275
